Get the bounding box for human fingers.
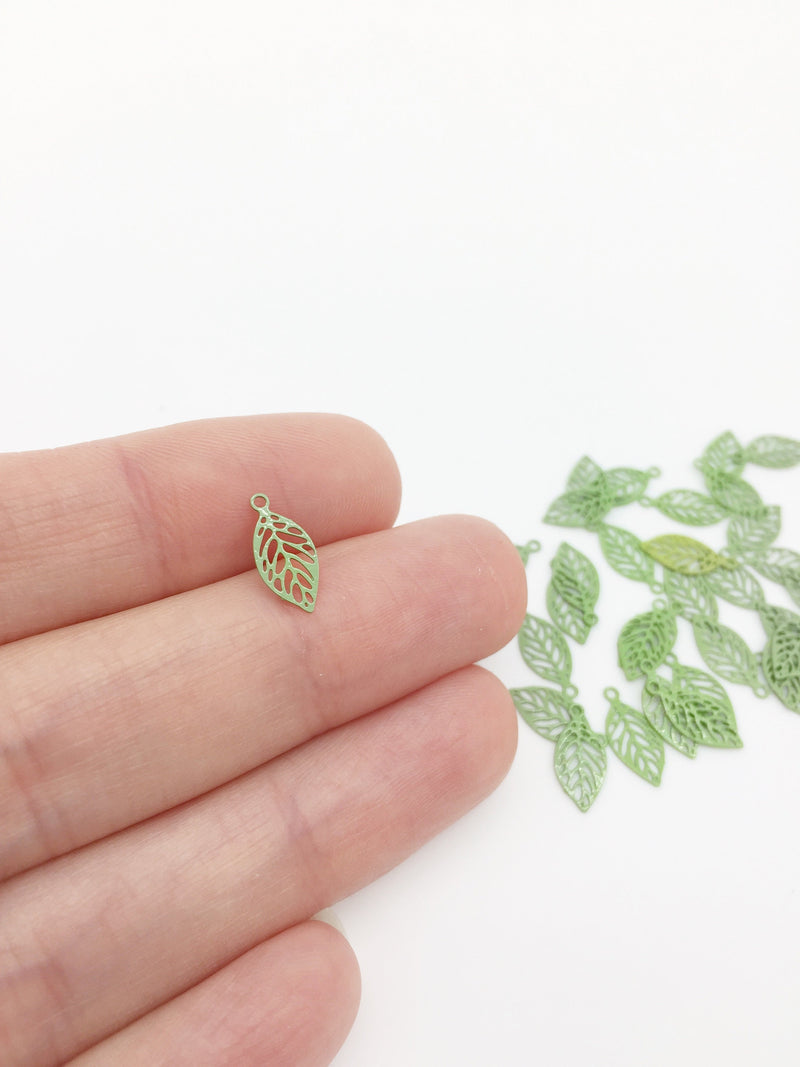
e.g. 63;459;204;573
1;515;525;878
0;413;401;644
69;920;360;1067
1;666;516;1066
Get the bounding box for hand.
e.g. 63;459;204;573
0;414;526;1066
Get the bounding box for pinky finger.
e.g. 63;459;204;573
68;919;361;1067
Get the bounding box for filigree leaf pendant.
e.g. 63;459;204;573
250;494;319;612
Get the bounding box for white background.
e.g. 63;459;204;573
2;4;800;1064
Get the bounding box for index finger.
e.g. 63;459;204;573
0;414;401;643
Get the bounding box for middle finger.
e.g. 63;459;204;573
0;515;525;878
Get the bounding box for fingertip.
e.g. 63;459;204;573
330;415;402;532
456;664;520;798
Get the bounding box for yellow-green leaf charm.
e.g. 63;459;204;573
640;534;733;576
250;494;319;612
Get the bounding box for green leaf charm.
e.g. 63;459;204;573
554;706;607;812
604;689;665;785
511;686;573;740
518;615;572;688
705;565;765;609
618;608;678;680
705;471;765;517
604;467;654;506
663;570;718;621
744;435;800;469
660;664;743;749
546;584;592;645
566;455;604;491
727;507;781;556
691;618;764;695
652;489;727;526
760;609;800;713
749;549;800;609
547;543;600;644
543;487;609;529
748;546;800;584
250;495;319;612
642;677;697;757
698;431;745;476
597;524;656;585
641;534;732;576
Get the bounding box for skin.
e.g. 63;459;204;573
0;414;527;1066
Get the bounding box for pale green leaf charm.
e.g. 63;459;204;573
698;431;745;476
554;706;607;812
705;565;765;609
691;617;764;695
604;467;653;506
642;677;697;757
566;455;604;491
750;550;800;609
744;435;800;469
518;615;572;688
748;546;800;584
511;686;573;741
660;664;743;749
250;495;319;612
705;471;765;517
641;534;732;576
597;524;655;585
604;689;664;785
727;507;781;556
618;608;678;679
547;543;599;643
663;570;718;621
652;489;727;526
760;609;800;713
